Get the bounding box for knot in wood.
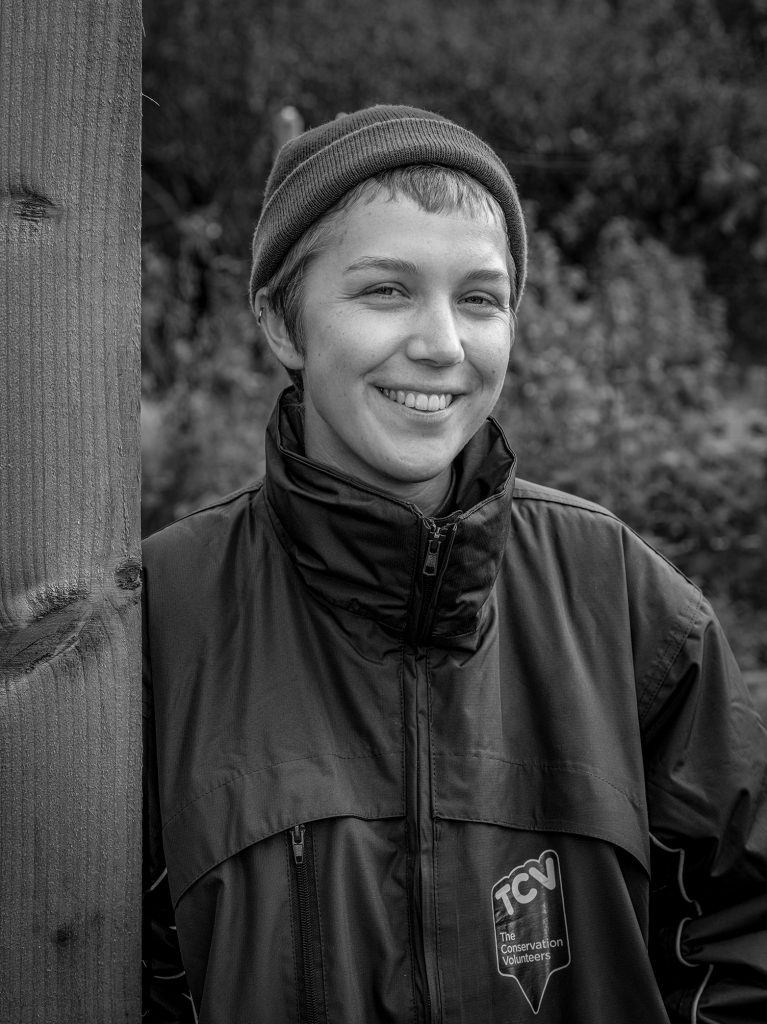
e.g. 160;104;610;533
114;558;141;590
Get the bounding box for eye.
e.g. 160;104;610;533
461;293;506;311
360;283;408;302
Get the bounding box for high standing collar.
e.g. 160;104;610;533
263;391;517;645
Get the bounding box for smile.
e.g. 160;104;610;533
378;388;454;412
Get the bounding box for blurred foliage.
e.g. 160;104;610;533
499;211;767;667
141;0;766;668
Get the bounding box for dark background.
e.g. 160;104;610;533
141;0;767;671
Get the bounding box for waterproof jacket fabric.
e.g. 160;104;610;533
143;392;767;1024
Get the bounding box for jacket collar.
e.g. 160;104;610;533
264;389;517;646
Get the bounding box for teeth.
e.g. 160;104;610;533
380;388;454;411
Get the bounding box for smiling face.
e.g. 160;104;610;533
260;192;513;512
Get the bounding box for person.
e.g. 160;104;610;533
142;105;767;1023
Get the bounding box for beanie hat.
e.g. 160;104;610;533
249;104;527;311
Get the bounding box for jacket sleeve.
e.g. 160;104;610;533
641;593;767;1023
143;579;197;1023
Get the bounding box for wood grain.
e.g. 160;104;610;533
0;0;141;1019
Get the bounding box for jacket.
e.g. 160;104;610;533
143;392;767;1023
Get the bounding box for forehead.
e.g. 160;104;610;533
322;192;509;271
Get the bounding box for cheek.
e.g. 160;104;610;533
304;332;368;405
312;319;385;378
473;329;512;388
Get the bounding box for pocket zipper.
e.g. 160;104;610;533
289;824;324;1024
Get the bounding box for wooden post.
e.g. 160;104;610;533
0;0;142;1020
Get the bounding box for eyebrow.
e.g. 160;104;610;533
462;268;511;286
343;256;510;286
343;257;420;276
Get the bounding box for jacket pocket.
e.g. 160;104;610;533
162;748;403;908
287;824;327;1024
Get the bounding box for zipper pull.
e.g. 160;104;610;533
423;525;445;577
290;824;305;865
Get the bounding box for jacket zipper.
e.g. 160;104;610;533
422;524;445;577
411;518;459;1019
415;520;457;643
289;824;324;1024
420;652;442;1024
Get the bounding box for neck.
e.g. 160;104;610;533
303;438;454;515
382;467;454;516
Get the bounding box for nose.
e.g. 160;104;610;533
405;298;465;366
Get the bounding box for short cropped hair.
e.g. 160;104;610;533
260;165;517;387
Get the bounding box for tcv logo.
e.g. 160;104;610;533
491;850;571;1014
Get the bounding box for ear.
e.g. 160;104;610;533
254;288;304;371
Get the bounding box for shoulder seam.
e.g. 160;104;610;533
513;479;616;519
144;479;264;542
181;478;264;517
512;479;701;594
